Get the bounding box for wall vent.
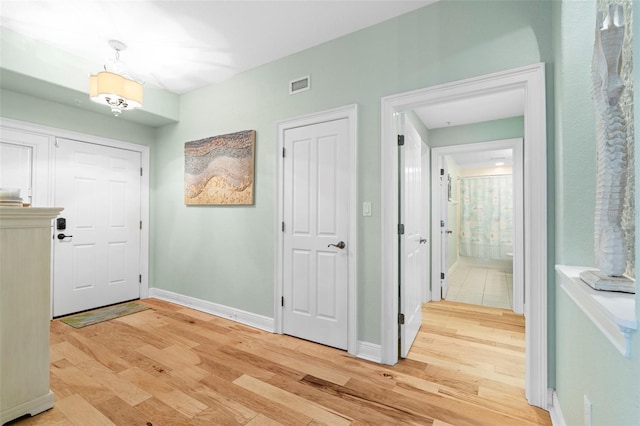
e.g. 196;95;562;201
289;75;311;95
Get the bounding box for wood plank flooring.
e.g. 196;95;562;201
11;299;551;425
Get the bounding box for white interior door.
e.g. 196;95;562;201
421;143;430;303
400;117;423;358
53;138;141;317
283;118;349;350
439;156;450;299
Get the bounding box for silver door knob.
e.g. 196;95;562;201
419;238;427;244
328;241;346;249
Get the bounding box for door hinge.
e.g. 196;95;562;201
397;135;405;146
440;168;445;176
140;220;142;230
282;222;285;232
140;167;143;176
281;296;284;307
139;274;142;283
282;147;286;158
441;272;445;280
398;224;405;235
398;313;405;325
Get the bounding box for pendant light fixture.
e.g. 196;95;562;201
89;40;143;116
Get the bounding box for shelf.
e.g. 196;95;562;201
556;265;637;358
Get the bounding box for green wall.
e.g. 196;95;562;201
553;0;640;424
429;116;525;147
0;89;156;146
151;0;553;345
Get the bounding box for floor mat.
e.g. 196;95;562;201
60;302;150;328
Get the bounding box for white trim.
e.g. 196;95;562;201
380;63;547;408
0;390;54;424
548;390;567;426
556;265;637;358
356;341;382;363
0;118;151;309
274;104;358;355
430;137;524;316
149;288;274;332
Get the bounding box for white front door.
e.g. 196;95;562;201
53;138;141;317
400;117;423;357
439;156;450;299
282;118;349;350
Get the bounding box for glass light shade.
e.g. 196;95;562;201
89;71;143;115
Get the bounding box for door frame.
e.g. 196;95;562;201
274;104;358;356
380;63;548;408
431;138;524;315
0;117;150;315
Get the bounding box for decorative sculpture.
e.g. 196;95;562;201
580;3;635;293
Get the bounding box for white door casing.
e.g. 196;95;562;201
400;116;423;358
53;138;142;317
275;105;358;355
380;63;547;408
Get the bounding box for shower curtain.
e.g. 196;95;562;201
459;175;513;259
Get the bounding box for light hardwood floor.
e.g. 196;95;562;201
11;299;551;425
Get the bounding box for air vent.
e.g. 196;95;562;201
289;75;311;95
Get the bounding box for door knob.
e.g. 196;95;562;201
419;238;427;244
328;241;346;249
445;230;453;234
57;233;73;240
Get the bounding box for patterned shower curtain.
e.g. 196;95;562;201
459;175;513;259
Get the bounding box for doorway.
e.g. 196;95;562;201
0;118;150;318
53;138;143;317
432;139;524;315
274;105;358;355
380;63;548;408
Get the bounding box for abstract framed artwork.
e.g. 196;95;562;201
184;130;256;205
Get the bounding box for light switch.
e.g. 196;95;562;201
363;201;372;217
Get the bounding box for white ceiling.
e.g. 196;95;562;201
449;148;513;170
0;0;436;94
413;88;525;129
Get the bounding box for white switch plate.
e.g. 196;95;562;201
584;395;592;426
362;201;372;217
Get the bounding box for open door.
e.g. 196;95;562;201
438;156;451;300
399;115;424;357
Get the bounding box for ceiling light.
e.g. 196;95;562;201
495;162;505;166
89;40;143;117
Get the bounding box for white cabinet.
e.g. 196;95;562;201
1;207;62;424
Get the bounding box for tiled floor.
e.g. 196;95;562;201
445;265;513;309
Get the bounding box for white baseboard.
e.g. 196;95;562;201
548;390;567;426
148;288;274;332
1;390;54;424
356;341;382;363
448;259;459;275
148;288;381;363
